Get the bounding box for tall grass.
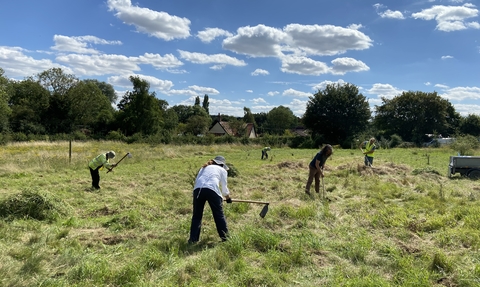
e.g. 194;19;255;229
0;141;480;286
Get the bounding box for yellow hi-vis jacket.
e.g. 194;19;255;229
89;153;113;170
365;141;376;158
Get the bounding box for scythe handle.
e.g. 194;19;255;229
226;199;269;205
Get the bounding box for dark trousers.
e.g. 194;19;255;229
189;188;228;242
305;166;320;194
89;167;101;189
261;150;268;160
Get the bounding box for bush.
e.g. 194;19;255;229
106;130;127;141
390;134;403;148
451;135;480;155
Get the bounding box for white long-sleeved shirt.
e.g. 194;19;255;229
193;165;230;198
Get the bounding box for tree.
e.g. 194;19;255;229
184;105;211;136
243;107;255;124
194;96;201;106
303;83;370;144
0;68;11;132
171;105;195;123
9;79;50;134
202;94;209;114
374;91;460;143
265;106;297;135
116;76;164;136
37;68;78;96
84;79;118;104
67;81;114;130
459;114;480;137
36;68;79;134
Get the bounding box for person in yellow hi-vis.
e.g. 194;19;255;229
359;138;377;166
88;151;117;190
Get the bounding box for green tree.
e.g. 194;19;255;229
265;106;297;135
184;105;211;136
67;81;114;130
194;96;201;106
202;94;209;114
171;105;195;123
243;107;256;125
116;76;164;136
303;83;370;144
36;68;79;134
84;79;118;104
459;114;480;136
374;91;460;143
9;79;50;134
0;68;11;132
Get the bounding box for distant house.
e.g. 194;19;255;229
291;127;309;137
208;116;257;138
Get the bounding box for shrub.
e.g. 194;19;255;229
451;134;480;155
106;130;127;141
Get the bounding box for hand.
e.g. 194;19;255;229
225;197;232;204
112;164;117;168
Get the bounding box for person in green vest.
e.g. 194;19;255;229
359;138;377;166
261;147;271;160
88;151;117;190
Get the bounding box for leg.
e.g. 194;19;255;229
305;166;317;195
189;189;207;243
314;170;321;194
265;152;268;159
90;167;100;189
261;150;265;160
206;190;229;241
364;156;369;166
368;156;374;166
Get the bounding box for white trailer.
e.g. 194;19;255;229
448;156;480;179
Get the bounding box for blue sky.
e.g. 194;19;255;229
1;0;479;117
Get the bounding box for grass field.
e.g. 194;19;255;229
1;141;479;286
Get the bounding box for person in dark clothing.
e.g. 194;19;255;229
305;145;333;195
189;156;232;243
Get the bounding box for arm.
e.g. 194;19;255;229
315;159;324;177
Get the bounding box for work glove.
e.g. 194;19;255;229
226;198;232;204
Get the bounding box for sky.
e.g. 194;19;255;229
1;0;479;118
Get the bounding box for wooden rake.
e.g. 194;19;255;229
226;199;270;218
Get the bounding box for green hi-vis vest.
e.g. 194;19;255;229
365;142;375;157
89;153;112;169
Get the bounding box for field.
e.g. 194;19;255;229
1;141;480;287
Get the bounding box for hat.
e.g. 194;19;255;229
107;151;116;158
213;155;229;170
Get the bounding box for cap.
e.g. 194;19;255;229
107;151;116;158
212;155;229;170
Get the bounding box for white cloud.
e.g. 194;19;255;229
379;9;405;19
178;50;247;66
251;68;269;76
311;79;346;91
453;104;480;116
281;55;329;75
107;0;190;40
223;24;286;57
197;28;233;43
440;86;480;100
246;90;253;93
286;98;308;117
284;23;373;56
0;46;73;78
267;91;279;96
441;55;454;59
425;82;431;86
251;97;267;104
51;35;122;54
330;57;370;75
282;88;312;98
412;4;479;32
435;83;450;89
108;74;174;91
367;83;404;99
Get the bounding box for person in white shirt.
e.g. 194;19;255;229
189;155;232;243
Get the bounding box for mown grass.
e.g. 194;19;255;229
1;141;480;286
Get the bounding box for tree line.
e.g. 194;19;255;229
1;67;479;147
